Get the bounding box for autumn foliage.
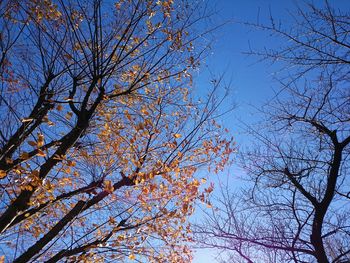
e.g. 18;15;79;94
0;0;233;262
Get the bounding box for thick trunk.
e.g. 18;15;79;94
311;211;329;263
310;145;342;263
0;78;53;165
13;176;133;262
0;190;33;234
13;201;86;263
0;126;84;233
8;180;102;228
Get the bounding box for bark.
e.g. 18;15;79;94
8;180;103;228
13;176;134;262
0;125;85;233
13;200;86;263
310;144;343;263
0;77;54;166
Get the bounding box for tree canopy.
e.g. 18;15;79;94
0;0;233;262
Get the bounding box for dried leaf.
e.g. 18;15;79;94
104;180;114;193
28;141;37;147
21;118;34;123
37;134;44;147
20;152;30;160
173;133;182;138
0;170;6;179
65;112;73;120
37;150;46;157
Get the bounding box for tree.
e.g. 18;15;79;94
195;2;350;263
0;1;233;262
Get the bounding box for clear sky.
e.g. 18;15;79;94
192;0;350;262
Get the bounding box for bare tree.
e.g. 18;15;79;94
195;2;350;263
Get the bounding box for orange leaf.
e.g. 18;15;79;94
20;152;30;160
65;112;73;120
67;160;76;167
28;141;37;147
21;118;34;123
104;180;114;193
37;150;46;157
173;133;182;138
5;158;13;164
0;170;6;179
37;134;44;147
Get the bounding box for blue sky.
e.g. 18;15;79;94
193;0;301;143
192;0;350;262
